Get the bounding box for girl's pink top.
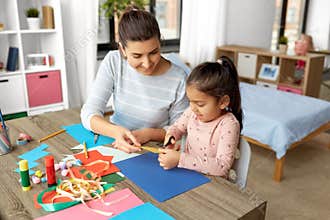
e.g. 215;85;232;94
168;108;240;177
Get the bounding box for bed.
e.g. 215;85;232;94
240;82;330;181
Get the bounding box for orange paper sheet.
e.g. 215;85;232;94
71;150;119;178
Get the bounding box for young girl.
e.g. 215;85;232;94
81;7;188;153
158;57;243;178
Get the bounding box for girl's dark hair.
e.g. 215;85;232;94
187;56;243;131
118;6;161;47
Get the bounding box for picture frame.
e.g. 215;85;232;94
258;63;280;81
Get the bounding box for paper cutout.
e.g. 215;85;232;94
115;152;210;202
70;150;120;178
35;188;144;220
141;146;160;154
111;202;174;220
15;144;50;175
71;145;141;163
33;190;75;209
101;173;125;184
63;124;114;148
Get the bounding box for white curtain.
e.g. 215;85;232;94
60;0;98;108
306;0;330;68
179;0;227;68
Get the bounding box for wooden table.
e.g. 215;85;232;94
0;109;266;220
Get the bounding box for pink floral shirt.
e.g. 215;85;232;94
167;108;240;177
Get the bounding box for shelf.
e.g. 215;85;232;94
278;81;303;90
25;67;60;74
0;70;22;76
28;102;65;116
20;29;56;34
0;30;18;35
217;45;325;97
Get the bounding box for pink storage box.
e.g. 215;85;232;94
277;84;303;95
26;70;63;107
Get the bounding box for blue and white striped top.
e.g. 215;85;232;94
81;50;189;131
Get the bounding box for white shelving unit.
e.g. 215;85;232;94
0;0;68;116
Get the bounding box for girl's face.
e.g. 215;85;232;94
120;37;161;75
186;85;229;123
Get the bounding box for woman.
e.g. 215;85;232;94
81;7;188;153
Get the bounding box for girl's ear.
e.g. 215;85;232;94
219;95;230;110
118;42;127;58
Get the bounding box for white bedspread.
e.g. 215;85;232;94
240;82;330;159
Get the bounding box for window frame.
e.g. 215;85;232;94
97;0;182;55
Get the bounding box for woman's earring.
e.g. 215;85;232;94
225;107;232;112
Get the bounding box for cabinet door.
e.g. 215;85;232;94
237;53;257;79
26;70;63;107
0;75;26;114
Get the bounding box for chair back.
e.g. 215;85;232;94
233;137;251;189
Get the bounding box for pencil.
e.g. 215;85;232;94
83;141;88;159
38;129;66;143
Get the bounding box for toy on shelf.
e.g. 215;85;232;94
290;34;315;85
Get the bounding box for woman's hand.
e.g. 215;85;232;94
158;148;180;170
131;128;152;144
112;126;142;153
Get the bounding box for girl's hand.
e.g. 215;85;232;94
163;134;175;149
112;127;141;153
131;128;151;144
158;148;180;170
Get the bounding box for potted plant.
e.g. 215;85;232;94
100;0;145;42
101;0;145;19
26;8;40;30
279;36;288;54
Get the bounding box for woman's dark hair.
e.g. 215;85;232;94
118;6;161;47
187;56;243;131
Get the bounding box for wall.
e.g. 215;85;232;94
225;0;276;49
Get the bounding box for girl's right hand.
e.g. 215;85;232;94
112;127;142;153
163;134;175;149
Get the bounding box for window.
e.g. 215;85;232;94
271;0;308;51
97;0;182;56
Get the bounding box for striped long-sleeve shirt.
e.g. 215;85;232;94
81;50;189;131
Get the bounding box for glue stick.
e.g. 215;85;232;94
45;156;57;187
19;160;31;191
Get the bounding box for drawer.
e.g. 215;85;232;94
26;70;63;107
0;75;26;114
277;85;302;95
237;53;257;79
256;81;277;90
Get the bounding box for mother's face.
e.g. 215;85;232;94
120;37;161;76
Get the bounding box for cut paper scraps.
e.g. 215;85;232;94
115;152;210;202
15;143;50;175
101;173;125;184
71;145;140;163
63;124;114;148
35;188;144;220
70;150;120;179
111;202;175;220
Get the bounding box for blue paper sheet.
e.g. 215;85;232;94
15;143;50;175
115;152;210;202
63;124;114;148
110;202;174;220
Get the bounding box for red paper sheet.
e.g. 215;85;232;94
71;150;120;178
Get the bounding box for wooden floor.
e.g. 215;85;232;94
247;131;330;219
